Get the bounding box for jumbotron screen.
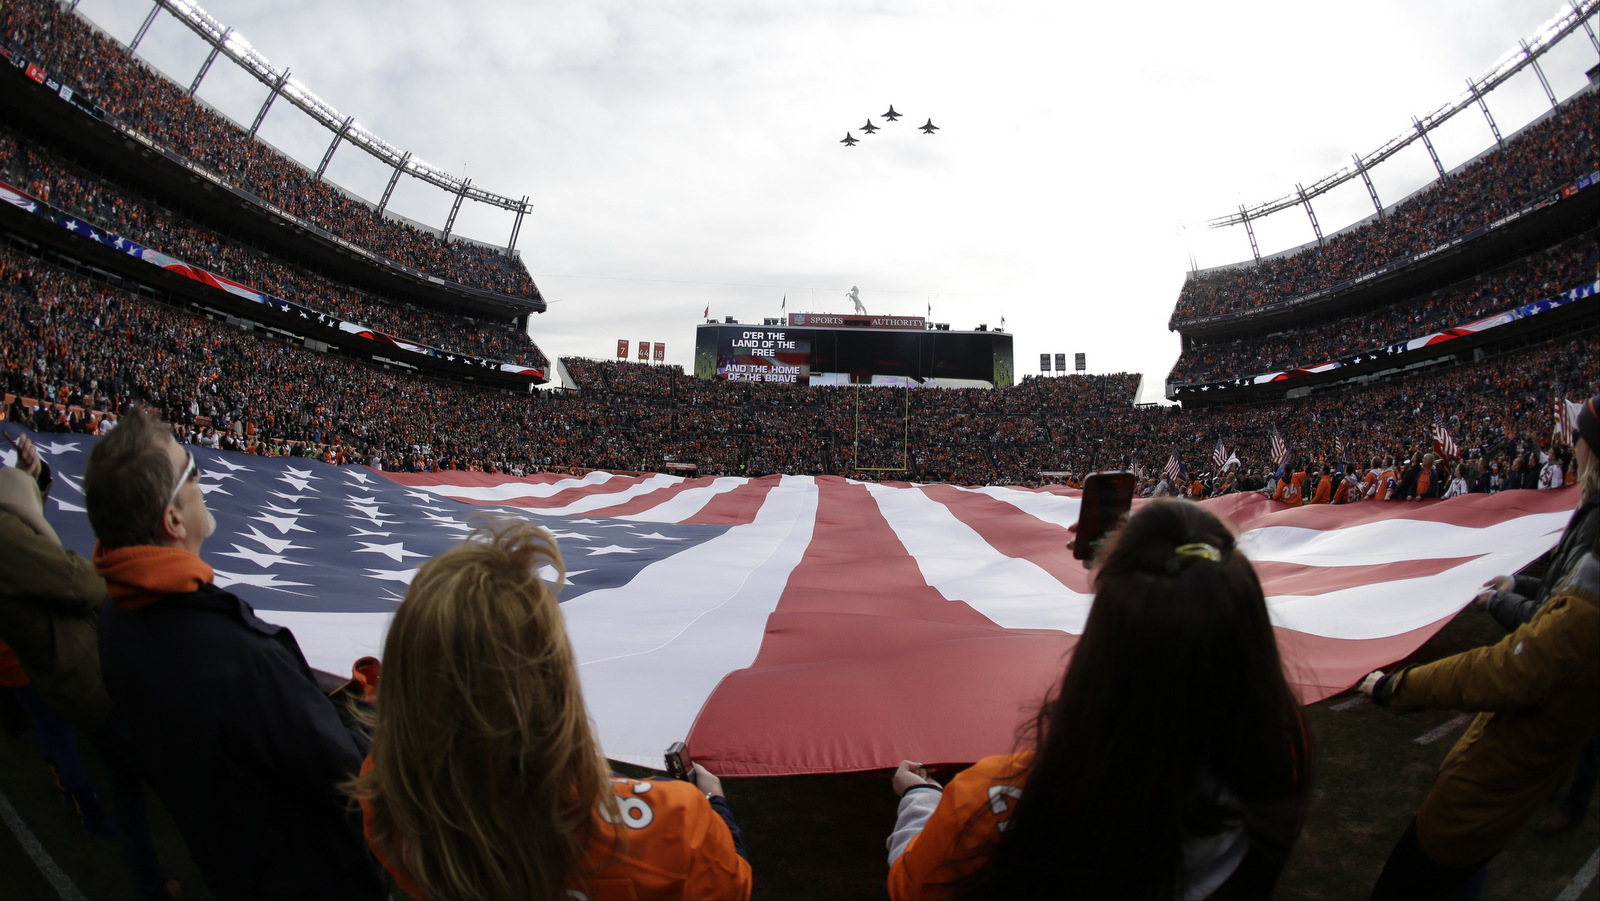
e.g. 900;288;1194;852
693;316;1014;388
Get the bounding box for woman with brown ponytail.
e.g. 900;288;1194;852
886;499;1310;899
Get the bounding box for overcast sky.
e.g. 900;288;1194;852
75;0;1597;401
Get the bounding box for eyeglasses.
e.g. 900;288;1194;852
167;449;201;508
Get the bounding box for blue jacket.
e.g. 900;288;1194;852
99;584;386;899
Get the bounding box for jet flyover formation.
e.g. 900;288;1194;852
840;105;937;147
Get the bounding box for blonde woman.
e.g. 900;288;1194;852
350;521;752;900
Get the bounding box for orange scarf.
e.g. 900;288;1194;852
92;544;214;610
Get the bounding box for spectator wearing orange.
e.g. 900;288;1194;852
350;521;752;900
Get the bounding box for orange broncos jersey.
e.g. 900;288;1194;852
1311;475;1332;505
361;765;752;901
889;752;1031;900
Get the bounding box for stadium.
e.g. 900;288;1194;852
0;0;1596;897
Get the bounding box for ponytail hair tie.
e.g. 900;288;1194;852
1166;542;1222;575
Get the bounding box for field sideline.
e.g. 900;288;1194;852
1;608;1595;900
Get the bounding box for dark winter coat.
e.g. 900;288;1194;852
99;583;386;900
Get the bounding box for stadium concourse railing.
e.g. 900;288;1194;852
0;397;489;471
1172;156;1600;333
0;392;673;479
0;176;546;382
0;117;546;371
1172;67;1600;332
1165;274;1600;399
0;41;544;313
1175;3;1600;325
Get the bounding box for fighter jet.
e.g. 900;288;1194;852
882;105;902;122
840;132;858;147
919;119;939;134
860;119;879;134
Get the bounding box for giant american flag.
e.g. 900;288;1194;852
8;429;1577;775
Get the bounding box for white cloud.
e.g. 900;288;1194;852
75;0;1581;399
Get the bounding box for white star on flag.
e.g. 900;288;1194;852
353;542;426;563
235;525;309;555
211;571;313;593
215;545;310;568
250;512;313;535
364;567;421;584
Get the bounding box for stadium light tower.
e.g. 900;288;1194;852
1201;0;1598;264
1296;183;1323;246
128;3;160;54
130;0;538;253
377;152;411;217
315;116;356;181
1522;40;1559;108
1581;5;1600;55
1238;205;1260;263
1412;117;1449;182
1465;78;1504;149
189;29;227;95
1351;153;1384;219
249;67;290;138
508;197;530;258
443;179;472;241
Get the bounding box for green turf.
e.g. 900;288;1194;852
2;607;1595;899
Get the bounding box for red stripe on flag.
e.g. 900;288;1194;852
927;488;1483;597
682;476;782;525
1253;557;1478;597
576;478;705;517
921;485;1091;593
380;470;643;508
1275;615;1454;704
689;478;1073;775
1200;487;1576;533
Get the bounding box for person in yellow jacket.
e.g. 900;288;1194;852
1360;541;1599;898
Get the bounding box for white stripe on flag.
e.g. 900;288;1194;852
614;476;747;522
563;475;819;768
532;474;686;515
967;485;1083;530
1266;557;1517;640
862;483;1092;632
1237;514;1568;567
254;610;393;671
410;470;620;501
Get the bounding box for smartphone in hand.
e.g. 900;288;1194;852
664;741;692;781
1073;471;1137;561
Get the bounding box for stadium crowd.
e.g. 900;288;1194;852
1169;232;1598;384
0;4;1594;899
1;0;539;300
3;304;1594;901
3;247;1593;491
0;127;547;370
1172;88;1600;324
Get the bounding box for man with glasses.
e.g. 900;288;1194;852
85;409;386;899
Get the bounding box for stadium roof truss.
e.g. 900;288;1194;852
123;0;534;254
1206;0;1600;260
